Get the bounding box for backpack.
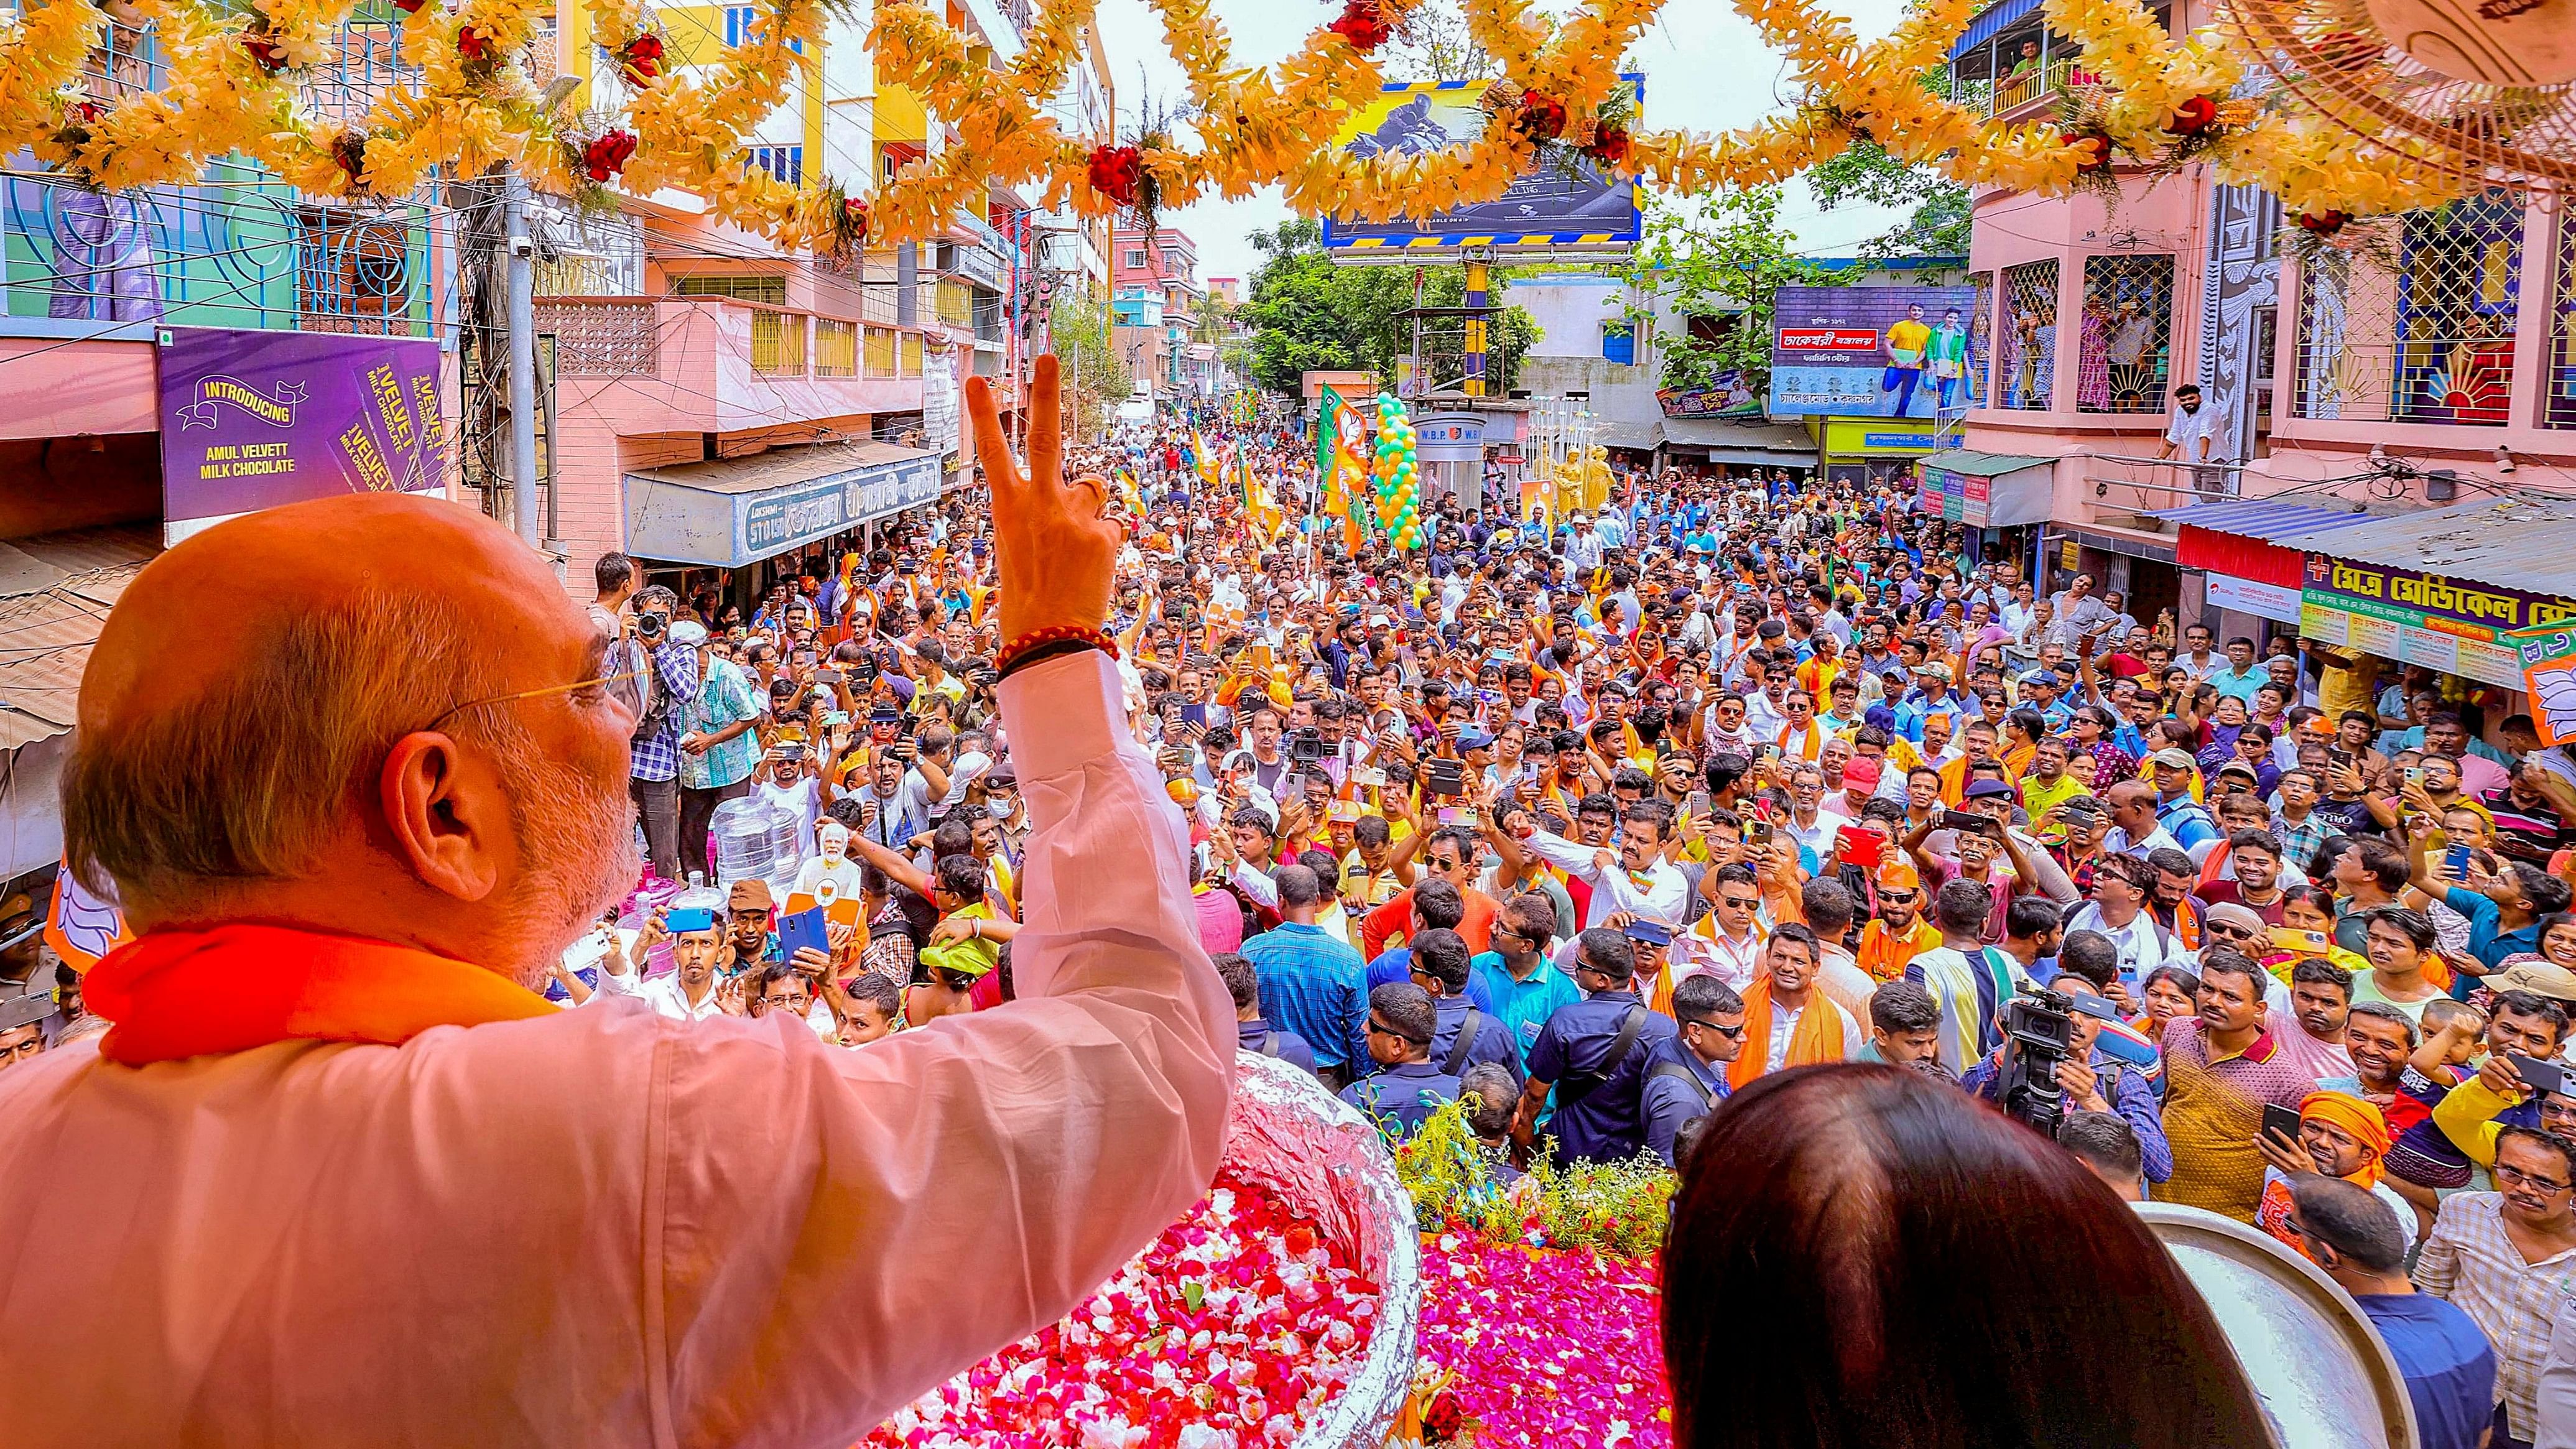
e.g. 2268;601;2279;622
607;634;669;746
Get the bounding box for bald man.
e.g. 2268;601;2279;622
0;358;1234;1446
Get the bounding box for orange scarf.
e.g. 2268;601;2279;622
1726;974;1846;1090
82;922;557;1067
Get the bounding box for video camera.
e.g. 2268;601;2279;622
1289;727;1327;764
1996;984;2076;1140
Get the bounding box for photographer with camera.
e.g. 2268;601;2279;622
611;583;702;882
1962;982;2171;1187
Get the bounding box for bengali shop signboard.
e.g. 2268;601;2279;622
159;327;447;544
2299;555;2576;690
1769;285;1983;419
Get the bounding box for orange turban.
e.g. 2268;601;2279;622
2300;1090;2391;1188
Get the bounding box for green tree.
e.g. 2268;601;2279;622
1047;288;1127;435
1621;186;1847;396
1238;218;1540;396
1805;72;1973;266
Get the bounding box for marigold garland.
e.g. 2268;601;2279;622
0;0;2505;255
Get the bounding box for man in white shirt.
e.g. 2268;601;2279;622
2157;382;2224;465
1513;802;1690;930
595;907;733;1021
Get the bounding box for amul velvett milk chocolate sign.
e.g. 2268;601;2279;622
158;327;448;542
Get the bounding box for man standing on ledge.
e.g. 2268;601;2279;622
0;356;1235;1447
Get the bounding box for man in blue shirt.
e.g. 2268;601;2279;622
1510;927;1677;1166
1219;951;1315;1075
1243;864;1369;1086
1471;894;1580;1070
1641;973;1743;1167
1338;983;1462;1138
2288;1175;2495;1449
1409;927;1522;1084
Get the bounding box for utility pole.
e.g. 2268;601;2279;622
501;173;539;550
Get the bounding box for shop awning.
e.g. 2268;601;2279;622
2266;494;2576;600
626;441;942;568
1951;0;2041;61
1656;419;1812;466
1915;449;2054;528
2149;498;2389;590
0;524;161;750
2145;498;2384;544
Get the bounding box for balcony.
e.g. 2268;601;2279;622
534;297;927;433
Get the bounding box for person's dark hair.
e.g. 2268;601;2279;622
2143;963;2202;1001
1369;981;1435;1050
1460;1063;1517;1137
2054;930;2120;992
1274;863;1322;910
2196;948;2266;996
1800;877;1856;935
2286;1174;2407;1274
1575;927;1636;983
1227;806;1276;841
2226;828;2282;859
1664;1067;2271;1449
594;551;636;594
2514;865;2575;919
1213;951;1259;1014
2343;1001;2417;1046
1355;815;1392;849
2353;839;2411;892
2145;847;2197;885
843;971;903;1019
1411;928;1472;994
933;853;985;904
2004;895;2061;943
2057;1111;2144;1183
1411;877;1467;930
2288;957;2353;998
1672;973;1744;1022
2492;988;2574;1042
2363;905;2437;953
932;817;976;860
2090;852;2154;894
1930;878;1989;934
1868;980;1940;1036
2497;1126;2576;1182
2277;882;2337;922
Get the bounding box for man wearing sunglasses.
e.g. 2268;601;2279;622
1339;981;1463;1140
1641;973;1744;1167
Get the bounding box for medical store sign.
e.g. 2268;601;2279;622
2300;555;2576;689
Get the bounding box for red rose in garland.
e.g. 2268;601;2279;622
65;100;102;126
618;33;664;84
331;132;368;187
1327;0;1391;51
583;129;636;182
2169;96;2218;135
456;24;494;62
242;34;289;73
840;197;871;244
2063;130;2113;172
391;0;429;14
1585;123;1631;166
1423;1388;1466;1442
1086;143;1142;206
1516;93;1567;143
2297;210;2350;236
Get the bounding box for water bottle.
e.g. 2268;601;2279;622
711;795;783;886
765;804;804;892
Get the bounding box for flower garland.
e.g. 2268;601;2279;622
0;0;2507;257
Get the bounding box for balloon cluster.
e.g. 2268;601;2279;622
1370;393;1424;551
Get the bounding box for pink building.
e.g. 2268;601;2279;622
1942;0;2576;715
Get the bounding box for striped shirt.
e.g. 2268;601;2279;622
2416;1192;2576;1440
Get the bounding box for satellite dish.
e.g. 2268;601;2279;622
2134;1203;2417;1449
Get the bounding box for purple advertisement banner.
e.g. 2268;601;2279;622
1768;284;1983;419
159;327;448;534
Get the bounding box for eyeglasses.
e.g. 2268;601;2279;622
1682;1016;1746;1040
427;666;643;733
2496;1163;2574;1195
1366;1018;1428;1047
2205;922;2257;941
1719;895;1761;910
1879;889;1918;904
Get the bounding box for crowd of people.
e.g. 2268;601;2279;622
13;395;2576;1447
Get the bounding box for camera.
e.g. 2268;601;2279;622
1997;984;2075;1139
635;611;667;640
1289;727;1326;763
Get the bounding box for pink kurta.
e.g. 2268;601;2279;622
0;651;1235;1447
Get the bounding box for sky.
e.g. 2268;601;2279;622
1087;0;1925;284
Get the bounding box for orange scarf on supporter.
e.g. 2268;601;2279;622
1726;974;1846;1090
82;923;557;1067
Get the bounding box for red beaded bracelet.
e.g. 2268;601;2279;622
994;623;1120;681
